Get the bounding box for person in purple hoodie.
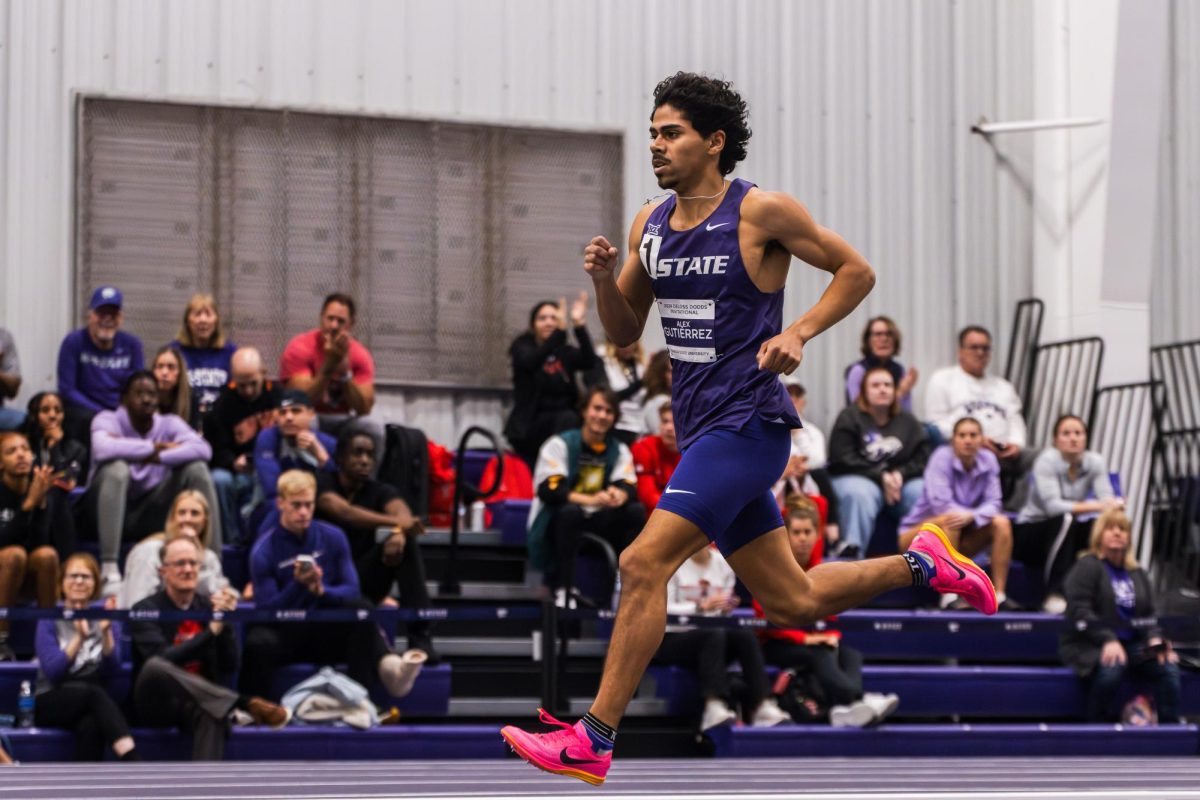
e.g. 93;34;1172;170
898;417;1017;611
85;371;220;596
171;293;237;429
56;285;144;445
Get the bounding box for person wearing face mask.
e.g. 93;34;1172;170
898;417;1017;611
0;432;60;660
115;489;226;609
1059;509;1180;723
828;367;931;559
21;391;86;558
152;345;192;424
253;389;336;504
505;294;598;468
130;536;288;760
204;347;281;543
845;316;917;412
172;294;237;429
1016;414;1123;613
34;552;139;761
85;371;219;596
56;286;145;445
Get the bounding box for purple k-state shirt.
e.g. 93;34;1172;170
901;444;1003;529
638;178;801;450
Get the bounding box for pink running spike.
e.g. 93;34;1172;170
500;708;612;786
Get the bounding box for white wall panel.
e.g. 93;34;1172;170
2;0;1043;441
1153;0;1200;346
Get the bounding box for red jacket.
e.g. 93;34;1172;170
631;435;681;510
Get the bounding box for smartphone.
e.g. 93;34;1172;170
294;555;316;573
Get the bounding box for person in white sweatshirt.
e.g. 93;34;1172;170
924;326;1034;503
654;544;790;732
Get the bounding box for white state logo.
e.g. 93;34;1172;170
664;487;696;495
705;222;730;231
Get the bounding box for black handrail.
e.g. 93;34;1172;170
438;426;505;596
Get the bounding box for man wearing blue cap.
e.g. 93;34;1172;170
56;286;145;441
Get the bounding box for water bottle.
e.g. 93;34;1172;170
17;680;34;728
470;500;486;532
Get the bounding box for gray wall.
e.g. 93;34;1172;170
1;0;1039;442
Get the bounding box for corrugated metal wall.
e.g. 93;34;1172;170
1;0;1038;442
1153;0;1200;346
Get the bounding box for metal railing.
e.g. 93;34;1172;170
1004;298;1045;407
1024;337;1105;449
1151;340;1200;434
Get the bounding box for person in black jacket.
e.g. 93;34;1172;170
1059;509;1181;723
827;367;930;559
130;536;289;759
203;347;281;544
21;391;86;557
504;294;597;468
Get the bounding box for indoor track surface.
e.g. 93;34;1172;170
5;757;1200;799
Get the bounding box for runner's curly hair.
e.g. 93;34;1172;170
652;72;751;176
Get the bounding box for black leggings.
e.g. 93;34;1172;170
547;501;645;594
654;628;770;710
34;681;132;761
762;639;864;707
357;537;434;645
1013;516;1092;595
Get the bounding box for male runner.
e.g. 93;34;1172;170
501;72;995;786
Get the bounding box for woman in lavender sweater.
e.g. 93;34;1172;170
34;552;139;761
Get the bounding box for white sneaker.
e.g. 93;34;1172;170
700;699;738;731
553;588;577;610
100;568;122;599
1042;594;1067;614
829;700;875;728
750;698;791;727
938;592;959;610
861;692;900;723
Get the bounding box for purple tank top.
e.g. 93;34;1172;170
639;178;801;450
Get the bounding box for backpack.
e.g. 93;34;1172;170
379;424;430;521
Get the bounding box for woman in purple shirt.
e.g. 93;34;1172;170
172;294;237;430
844;316;918;412
898;417;1016;610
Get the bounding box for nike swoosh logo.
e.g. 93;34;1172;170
705;222;730;231
560;747;603;765
937;555;966;581
664;487;696;495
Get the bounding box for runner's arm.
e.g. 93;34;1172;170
588;204;660;347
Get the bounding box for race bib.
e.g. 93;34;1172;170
658;298;716;363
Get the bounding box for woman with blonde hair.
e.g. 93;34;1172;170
171;293;237;427
1059;509;1180;723
116;489;226;608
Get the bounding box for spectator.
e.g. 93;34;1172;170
56;285;144;443
755;501;898;727
845;316;918;412
504;294;598;468
0;432;59;661
253;389;336;503
204;347;281;543
586;339;646;446
828;367;930;559
86;371;220;595
1059;509;1180;724
240;470;423;700
21;391;85;557
34;552;139;761
924;325;1032;497
130;536;288;761
0;325;23;431
152;345;192;424
640;350;673;436
898;417;1017;610
526;387;645;607
656;543;790;731
172;293;237;426
280;293;384;472
116;489;225;609
775;383;840;546
631;402;681;510
1016;414;1123;612
316;429;436;658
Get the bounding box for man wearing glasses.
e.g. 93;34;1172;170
204;347;282;542
130;536;290;760
925;326;1033;502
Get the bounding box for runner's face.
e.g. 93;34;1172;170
649;105;714;190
